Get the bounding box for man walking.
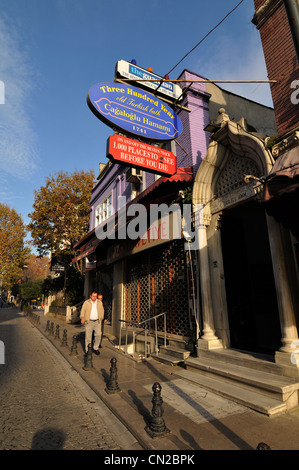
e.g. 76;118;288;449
80;291;104;355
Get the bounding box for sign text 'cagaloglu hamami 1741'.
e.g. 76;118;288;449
87;83;183;141
107;134;177;176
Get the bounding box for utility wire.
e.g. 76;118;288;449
166;0;247;77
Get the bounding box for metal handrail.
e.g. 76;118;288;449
69;301;85;314
119;312;167;359
71;300;85;310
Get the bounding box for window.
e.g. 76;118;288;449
95;193;113;227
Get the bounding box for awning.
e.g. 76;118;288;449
72;246;96;263
73;166;194;255
264;147;299;201
263;146;299;237
132;166;193;204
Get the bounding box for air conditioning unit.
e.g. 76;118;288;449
126;167;143;184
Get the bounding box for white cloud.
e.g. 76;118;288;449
0;16;39;179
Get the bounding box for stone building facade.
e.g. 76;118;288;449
73;65;277;357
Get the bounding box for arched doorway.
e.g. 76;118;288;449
220;199;281;354
192;116;290;354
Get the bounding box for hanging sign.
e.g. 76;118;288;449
87;83;183;141
115;60;182;102
107;134;177;176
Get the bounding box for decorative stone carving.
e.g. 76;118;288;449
272;131;299;157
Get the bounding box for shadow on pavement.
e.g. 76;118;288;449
31;427;66;450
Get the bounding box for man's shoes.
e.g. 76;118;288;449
92;349;100;355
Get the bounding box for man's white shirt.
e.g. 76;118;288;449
89;300;98;320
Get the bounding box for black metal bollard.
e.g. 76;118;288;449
50;322;54;336
146;382;170;438
70;335;78;356
45;320;50;333
61;329;68;347
55;324;60;340
105;357;121;394
83;343;93;370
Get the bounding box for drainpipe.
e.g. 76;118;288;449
283;0;299;62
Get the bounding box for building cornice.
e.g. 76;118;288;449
252;0;283;30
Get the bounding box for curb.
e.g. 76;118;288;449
25;310;193;451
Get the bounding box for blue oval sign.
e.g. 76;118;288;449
87;83;183;141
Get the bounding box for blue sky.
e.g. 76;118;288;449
0;0;273;248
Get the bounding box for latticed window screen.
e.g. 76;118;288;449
216;154;261;197
123;240;191;337
96;267;113;324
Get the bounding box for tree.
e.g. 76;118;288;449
22;254;50;282
28;170;95;306
0;203;30;290
20;281;42;304
41;266;84;306
28;169;95;257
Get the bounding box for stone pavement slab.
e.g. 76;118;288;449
0;308;141;450
24;309;299;451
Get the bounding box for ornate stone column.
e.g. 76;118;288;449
266;214;299;377
196;211;223;352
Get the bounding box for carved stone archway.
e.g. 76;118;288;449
193;114;299;364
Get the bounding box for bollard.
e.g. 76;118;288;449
146;382;170;438
256;442;271;450
55;324;60;340
70;335;78;356
105;357;121;394
45;320;50;333
50;322;54;336
61;329;68;347
83;343;93;370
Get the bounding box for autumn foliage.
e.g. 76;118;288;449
0;203;29;290
28;169;95;257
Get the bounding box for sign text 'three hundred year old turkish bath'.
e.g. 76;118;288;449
87;83;183;142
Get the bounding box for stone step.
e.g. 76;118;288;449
158;346;191;361
193;348;285;376
185;356;298;400
151;353;185;366
170;368;287;416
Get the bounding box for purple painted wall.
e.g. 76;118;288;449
89;163;159;228
175;70;211;176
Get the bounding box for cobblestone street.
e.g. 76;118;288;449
0;308;141;450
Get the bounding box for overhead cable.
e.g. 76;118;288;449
166;0;247;76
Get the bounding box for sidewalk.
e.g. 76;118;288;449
25;308;299;450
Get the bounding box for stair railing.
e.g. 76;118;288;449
118;312;167;359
